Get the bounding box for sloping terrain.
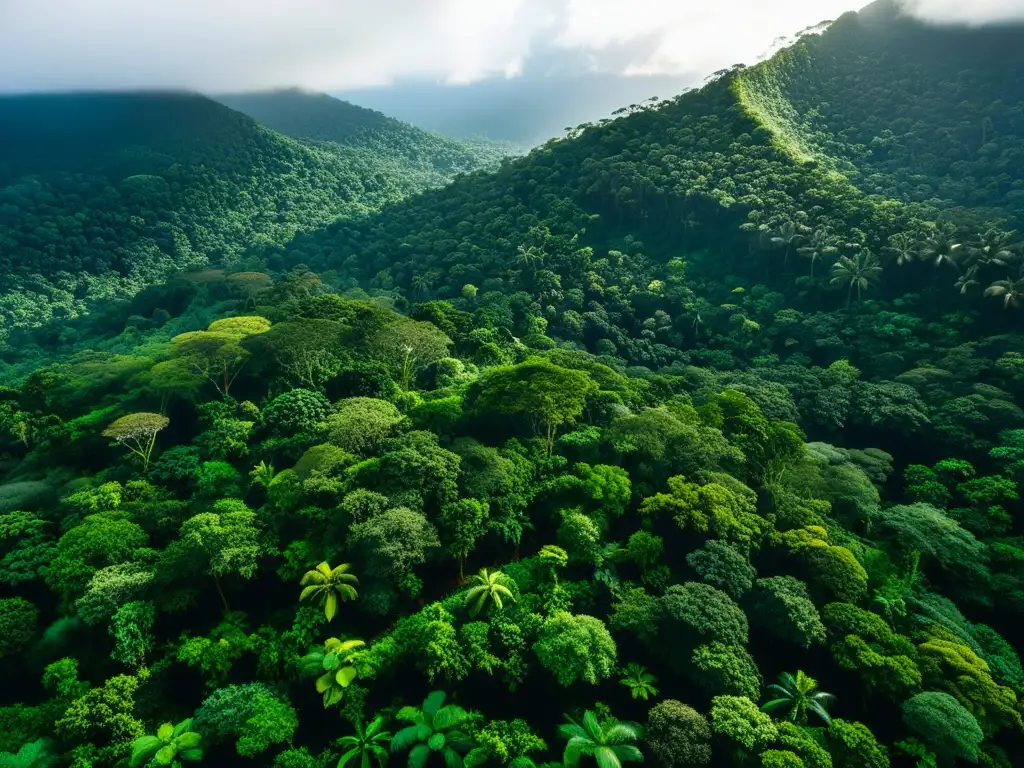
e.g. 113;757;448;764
0;91;503;333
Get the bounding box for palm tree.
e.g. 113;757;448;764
300;637;367;707
130;720;203;767
984;277;1024;309
619;663;659;701
516;245;544;271
300;562;359;622
882;232;919;267
954;266;981;295
967;228;1017;270
337;716;392;768
464;567;516;618
796;229;839;277
829;249;883;305
761;670;835;725
771;220;804;266
391;691;474;768
918;224;963;270
410;274;435;299
559;710;643;768
0;739;58;768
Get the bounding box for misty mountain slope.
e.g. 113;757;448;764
735;0;1024;211
261;0;1023;367
0;91;503;334
216;88;511;182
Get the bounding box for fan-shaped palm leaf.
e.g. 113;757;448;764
463;568;516;618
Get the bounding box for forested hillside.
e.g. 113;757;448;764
0;91;504;334
2;1;1024;767
215;89;511;178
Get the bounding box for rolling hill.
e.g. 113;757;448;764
0;90;505;334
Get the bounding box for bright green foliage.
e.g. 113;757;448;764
299;562;359;621
823;603;921;698
177;499;263;610
464;719;546;768
102;412;170;472
327;398;404;454
129;719;203;767
0;739;58;768
646;699;712;767
571;463;632;520
761;671;834;725
748;577;826;649
660;582;749;649
557;509;603;565
263;389;331;435
626;530;664;572
534;612;617;686
687;540;757;598
172;316;271;398
109;600;156;667
470;358;599;453
337;715;392;768
916;636;1022;734
348;505;440;582
619;663;658;701
368;320;452;390
558;710;643;768
759;751;804;768
710;696;778;752
193;683;298;757
774;722;831;768
299;637;367;708
902;692;983;766
641;475;766;551
464;568;516;617
55;674;144;761
391;691;474;768
0;598;37;659
76;562;153;625
440;499;489;579
46;513;148;602
691;642;762;700
778;527;867;603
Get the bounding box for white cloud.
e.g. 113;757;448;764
0;0;1019;94
900;0;1024;24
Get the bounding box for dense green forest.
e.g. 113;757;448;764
0;91;505;334
215;90;512;176
2;1;1024;767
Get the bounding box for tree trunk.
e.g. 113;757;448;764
214;574;229;612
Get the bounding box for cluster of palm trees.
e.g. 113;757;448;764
755;219;1023;308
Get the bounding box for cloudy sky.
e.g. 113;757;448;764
1;0;1022;95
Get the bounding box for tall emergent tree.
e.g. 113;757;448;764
102;413;169;472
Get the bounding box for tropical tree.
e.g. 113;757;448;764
882;232;919;267
796;228;839;276
771;220;803;266
761;671;834;725
830;250;883;305
620;663;659;701
391;691;474;768
954;267;980;295
300;562;359;621
918;224;963;270
984;277;1024;309
299;637;367;708
464;567;516;618
130;719;203;767
967;228;1017;270
337;715;392;768
558;710;643;768
102;412;169;472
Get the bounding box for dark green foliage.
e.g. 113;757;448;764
902;692;983;766
0;598;38;658
193;683;299;757
646;700;712;767
0;7;1022;767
